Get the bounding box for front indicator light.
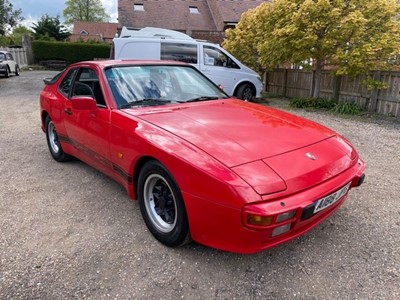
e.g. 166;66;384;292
271;223;291;237
248;215;273;226
276;210;296;223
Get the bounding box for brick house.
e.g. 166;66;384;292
117;0;264;43
69;22;120;43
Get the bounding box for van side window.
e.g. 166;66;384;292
161;43;198;64
203;45;240;69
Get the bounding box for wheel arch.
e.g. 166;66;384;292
41;111;50;132
132;155;158;200
233;81;256;98
4;64;10;77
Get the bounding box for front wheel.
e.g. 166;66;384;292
15;65;20;76
236;83;255;101
138;160;190;247
4;66;9;78
45;115;70;162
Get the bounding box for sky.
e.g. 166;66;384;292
10;0;118;27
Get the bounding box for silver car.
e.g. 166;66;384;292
0;50;20;78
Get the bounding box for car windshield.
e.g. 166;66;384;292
104;65;228;108
0;53;6;60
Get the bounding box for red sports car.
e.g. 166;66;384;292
40;60;366;254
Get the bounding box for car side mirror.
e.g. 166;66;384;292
70;96;97;110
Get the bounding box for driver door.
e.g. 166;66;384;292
61;67;112;172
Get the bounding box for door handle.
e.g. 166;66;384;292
64;108;72;115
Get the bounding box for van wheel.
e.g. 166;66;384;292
236;83;254;101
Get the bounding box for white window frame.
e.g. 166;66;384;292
189;6;199;14
134;3;144;11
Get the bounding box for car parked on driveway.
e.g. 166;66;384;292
0;50;20;78
39;60;366;254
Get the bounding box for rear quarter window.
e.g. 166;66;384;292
161;43;197;64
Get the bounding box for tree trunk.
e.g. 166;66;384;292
312;59;324;98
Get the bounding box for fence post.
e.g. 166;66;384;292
369;71;381;112
333;75;342;102
22;35;34;65
310;70;315;98
283;69;288;97
263;71;268;93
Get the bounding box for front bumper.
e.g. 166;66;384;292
184;158;366;254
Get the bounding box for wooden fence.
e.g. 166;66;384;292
265;69;400;117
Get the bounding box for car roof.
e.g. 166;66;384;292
0;50;9;54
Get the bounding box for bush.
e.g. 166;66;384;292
331;102;363;115
289;97;364;115
289;97;336;109
32;40;111;65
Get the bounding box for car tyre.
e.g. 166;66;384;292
138;160;190;247
45;115;70;162
4;66;9;78
237;83;254;101
15;65;20;76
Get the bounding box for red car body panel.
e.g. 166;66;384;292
40;60;366;253
135;100;335;167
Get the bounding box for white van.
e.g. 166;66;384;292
111;27;263;100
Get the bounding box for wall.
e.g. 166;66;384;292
266;69;400;117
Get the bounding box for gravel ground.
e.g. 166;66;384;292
0;71;399;299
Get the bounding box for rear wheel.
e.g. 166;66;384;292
138;160;190;247
15;65;20;76
236;83;254;101
4;66;9;78
45;115;70;162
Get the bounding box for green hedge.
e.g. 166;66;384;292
32;41;111;65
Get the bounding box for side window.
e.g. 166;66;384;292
72;68;106;107
59;69;78;96
161;43;197;64
7;53;13;60
203;46;239;69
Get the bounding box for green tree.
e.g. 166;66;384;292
63;0;110;25
0;0;23;35
3;25;33;46
223;0;400;98
31;15;70;41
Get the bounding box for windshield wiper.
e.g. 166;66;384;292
119;98;172;108
185;96;224;103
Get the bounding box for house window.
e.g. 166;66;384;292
189;6;199;14
80;30;88;35
134;3;144;11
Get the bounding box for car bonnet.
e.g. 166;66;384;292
130;100;339;168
